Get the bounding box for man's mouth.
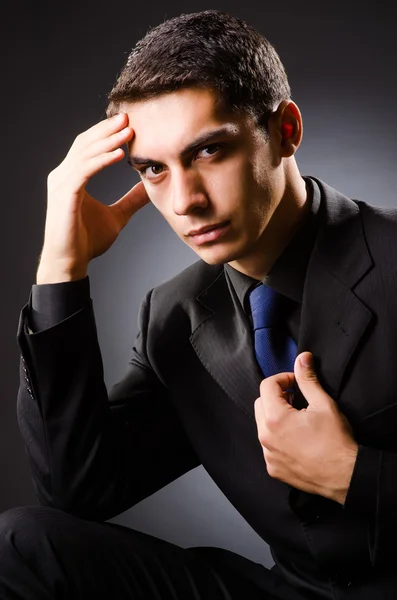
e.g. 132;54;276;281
187;221;231;245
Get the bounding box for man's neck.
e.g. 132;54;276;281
228;174;310;280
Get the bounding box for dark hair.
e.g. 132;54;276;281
107;10;291;132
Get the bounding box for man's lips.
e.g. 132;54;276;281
187;221;229;236
187;221;231;245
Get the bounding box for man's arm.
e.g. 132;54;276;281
16;113;199;521
17;281;200;522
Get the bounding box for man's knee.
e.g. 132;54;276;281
0;505;70;556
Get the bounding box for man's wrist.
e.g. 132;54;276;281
36;258;88;284
329;444;359;505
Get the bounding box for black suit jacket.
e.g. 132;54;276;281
16;178;397;596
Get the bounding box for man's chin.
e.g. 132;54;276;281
192;245;245;266
199;255;227;265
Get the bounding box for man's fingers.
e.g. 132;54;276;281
80;148;126;182
259;372;295;400
52;114;135;193
256;372;296;432
68;113;134;166
76;113;130;146
87;126;134;160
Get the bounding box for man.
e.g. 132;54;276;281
1;8;397;600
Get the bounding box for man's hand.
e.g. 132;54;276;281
37;113;150;284
254;352;358;504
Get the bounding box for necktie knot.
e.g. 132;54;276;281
249;284;285;330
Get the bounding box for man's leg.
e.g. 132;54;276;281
0;505;294;600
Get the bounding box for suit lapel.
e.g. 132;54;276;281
294;179;374;409
190;270;261;421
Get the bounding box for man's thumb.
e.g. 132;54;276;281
295;352;318;381
112;181;150;227
294;352;328;407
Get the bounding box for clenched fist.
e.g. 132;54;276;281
37;112;149;284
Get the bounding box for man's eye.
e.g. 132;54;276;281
140;164;164;178
197;144;222;158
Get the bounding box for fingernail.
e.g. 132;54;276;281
299;352;312;368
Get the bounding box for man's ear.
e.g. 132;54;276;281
268;100;303;157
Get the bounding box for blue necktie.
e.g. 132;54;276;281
249;284;298;378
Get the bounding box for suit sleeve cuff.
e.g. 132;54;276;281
343;444;380;516
29;277;91;332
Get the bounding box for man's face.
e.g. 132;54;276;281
125;87;284;269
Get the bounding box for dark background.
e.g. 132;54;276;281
1;0;396;566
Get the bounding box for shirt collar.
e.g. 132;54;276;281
224;176;321;310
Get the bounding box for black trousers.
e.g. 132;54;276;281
0;505;320;600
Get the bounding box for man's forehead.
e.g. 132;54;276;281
124;90;244;161
121;88;241;154
127;123;241;165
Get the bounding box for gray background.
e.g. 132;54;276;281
1;0;396;567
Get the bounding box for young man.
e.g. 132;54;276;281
2;9;397;600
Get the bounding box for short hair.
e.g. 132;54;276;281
107;10;291;132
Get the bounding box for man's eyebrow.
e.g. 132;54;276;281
127;124;240;166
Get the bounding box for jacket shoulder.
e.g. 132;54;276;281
356;198;397;228
353;199;397;259
315;177;397;245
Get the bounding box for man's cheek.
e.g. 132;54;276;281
143;185;161;209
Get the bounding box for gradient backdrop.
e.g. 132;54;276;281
1;0;396;567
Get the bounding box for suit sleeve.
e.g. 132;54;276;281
343;443;394;568
16;288;200;522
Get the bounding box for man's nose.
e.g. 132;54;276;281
171;169;208;216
